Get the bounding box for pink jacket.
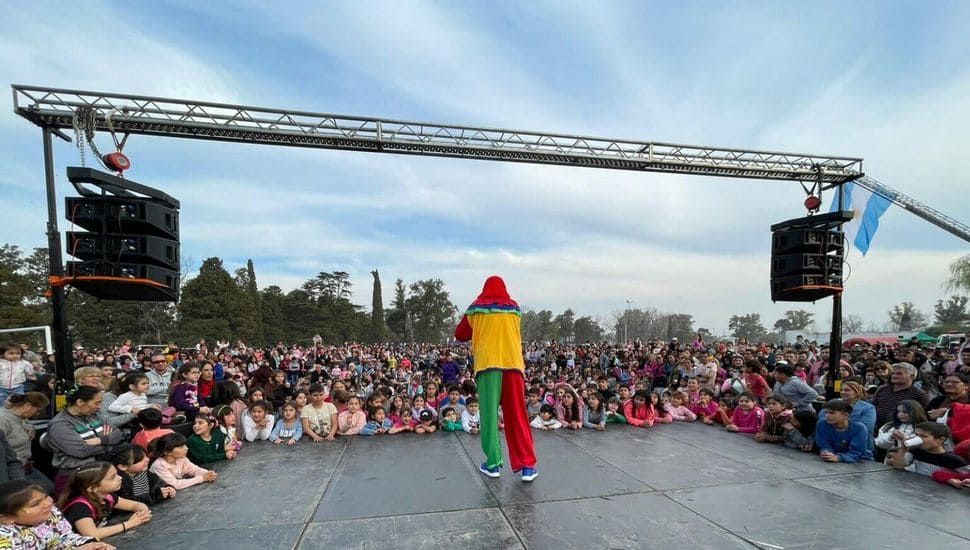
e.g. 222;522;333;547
149;456;209;490
690;400;719;419
337;410;366;435
730;406;765;433
668;404;697;422
623;401;656;427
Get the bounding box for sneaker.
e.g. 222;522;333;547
521;467;538;482
479;463;501;478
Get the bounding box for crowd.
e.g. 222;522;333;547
1;332;969;547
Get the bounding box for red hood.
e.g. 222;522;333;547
470;275;519;308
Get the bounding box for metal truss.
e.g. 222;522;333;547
12;84;968;242
12;84;862;183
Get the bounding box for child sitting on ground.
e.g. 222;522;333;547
337;396;367;436
526;387;543;420
605;397;627;424
131;407;174;451
755;395;792;443
188;414;238;462
531;404;562;430
624;390;656;428
815;399;874;463
149;433;218;489
711;393;738;426
650;392;673;424
668;392;697;422
461;398;481;434
270;403;304;445
783;408;817;452
726;392;764;434
58;461;152;541
0;479;104;549
361;406;397;435
213;405;242;452
415;409;438;433
875;400;926;463
692;388;719;424
584;391;608;429
241;400;275;441
889;422;968;476
440;407;463;432
110;444;175;505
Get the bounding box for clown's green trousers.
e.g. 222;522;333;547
477;369;536;471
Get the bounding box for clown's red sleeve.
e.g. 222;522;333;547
455;315;472;341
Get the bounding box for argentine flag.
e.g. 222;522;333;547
829;180;892;256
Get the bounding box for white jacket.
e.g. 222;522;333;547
874;423;921;450
0;359;34;389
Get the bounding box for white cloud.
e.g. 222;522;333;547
1;2;966;339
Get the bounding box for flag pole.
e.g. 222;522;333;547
825;177;846;401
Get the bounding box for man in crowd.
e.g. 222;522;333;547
871;362;930;430
771;364;820;411
146;353;174;405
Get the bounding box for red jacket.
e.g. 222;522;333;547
949;402;970;443
623;401;656;427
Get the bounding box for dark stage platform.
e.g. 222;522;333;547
114;422;969;549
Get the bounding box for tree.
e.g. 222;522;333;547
841;314;865;334
945;254;970;294
385;278;409;341
259;286;287;345
728;313;768;341
773;310;814;331
573;315;605;343
370;270;386;343
405;279;457;343
554;309;575;344
246;259;264;344
664;313;695;342
0;244;48;329
933;295;969;330
177;257;237;343
889;302;928;332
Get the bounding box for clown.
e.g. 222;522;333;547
455;275;538;481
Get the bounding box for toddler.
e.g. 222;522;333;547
0;343;35;406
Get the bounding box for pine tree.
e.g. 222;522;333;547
247;259;265;344
371;270;386;343
176;257;235;343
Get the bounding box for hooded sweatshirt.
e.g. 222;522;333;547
454;276;524;374
47;409;124;470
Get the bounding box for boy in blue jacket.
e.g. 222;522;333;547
816;399;873;463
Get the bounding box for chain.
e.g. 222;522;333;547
71;110;86;167
71;107;108;169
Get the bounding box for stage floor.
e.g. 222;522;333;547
114;421;969;549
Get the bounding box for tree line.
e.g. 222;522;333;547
1;244;968;347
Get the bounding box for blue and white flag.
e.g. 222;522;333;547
829;180;892;255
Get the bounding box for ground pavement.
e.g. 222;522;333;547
113;421;970;549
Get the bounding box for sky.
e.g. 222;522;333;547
1;1;968;336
